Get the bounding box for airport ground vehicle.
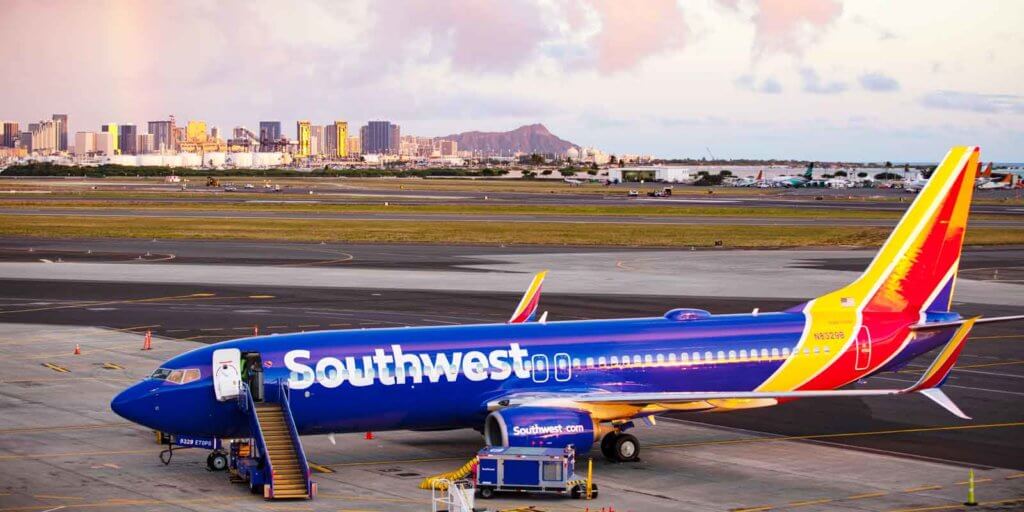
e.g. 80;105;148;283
475;446;593;499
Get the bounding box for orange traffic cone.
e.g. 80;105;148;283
141;330;152;351
365;431;374;440
73;344;81;355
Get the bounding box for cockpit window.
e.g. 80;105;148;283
182;368;201;384
150;368;200;384
150;368;172;380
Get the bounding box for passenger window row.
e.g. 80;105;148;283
567;345;836;370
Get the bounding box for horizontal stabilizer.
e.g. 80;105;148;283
911;314;1024;332
920;388;970;420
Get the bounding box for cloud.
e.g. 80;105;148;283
370;1;556;74
586;0;688;73
735;75;783;94
859;72;900;92
799;68;847;94
752;0;843;57
920;91;1024;114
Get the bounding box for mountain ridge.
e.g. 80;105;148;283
442;123;577;155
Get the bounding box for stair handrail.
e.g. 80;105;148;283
276;379;312;497
242;382;274;493
447;479;475;512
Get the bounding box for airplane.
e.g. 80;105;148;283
902;170;929;193
730;170;763;187
564;177;584;186
977;171;1015;190
766;163;814;188
112;147;1024;477
974;162;993;187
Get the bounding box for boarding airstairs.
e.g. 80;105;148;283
239;381;314;499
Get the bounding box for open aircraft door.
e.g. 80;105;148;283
212;348;241;401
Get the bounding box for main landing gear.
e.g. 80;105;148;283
600;431;640;462
207;450;229;471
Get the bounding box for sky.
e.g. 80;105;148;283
2;0;1023;161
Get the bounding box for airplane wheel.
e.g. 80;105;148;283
600;432;619;460
207;451;228;471
612;433;640;462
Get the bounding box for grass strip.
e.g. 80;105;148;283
3;214;1023;248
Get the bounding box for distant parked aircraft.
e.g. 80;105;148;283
731;170;763;187
766;163;814;187
977;171;1016;190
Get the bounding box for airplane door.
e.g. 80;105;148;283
212;348;241;401
854;326;871;371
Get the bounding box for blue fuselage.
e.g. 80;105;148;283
110;311;951;439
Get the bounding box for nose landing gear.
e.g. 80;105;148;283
600;431;640;462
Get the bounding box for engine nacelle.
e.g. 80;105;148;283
484;407;597;453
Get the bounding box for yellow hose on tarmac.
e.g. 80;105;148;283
419;457;478;490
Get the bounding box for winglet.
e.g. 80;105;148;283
508;271;547;324
905;317;977;392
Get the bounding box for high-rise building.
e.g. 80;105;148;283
347;136;361;155
1;122;18;148
52;114;68;151
332;121;348;158
259;121;281;151
210;126;220;140
309;124;324;156
438;139;458;157
19;131;32;151
28;120;59;154
95;131;114;155
296;120;311;157
102;124;119;153
119;124;138;155
186;120;207;142
73;132;97;156
137;133;155;154
362;121;400;154
148;120;173;153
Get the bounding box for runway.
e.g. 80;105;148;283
1;207;1022;227
2;176;1023;216
0;237;1022;475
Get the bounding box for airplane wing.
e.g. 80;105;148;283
496;318;977;420
508;271;547;324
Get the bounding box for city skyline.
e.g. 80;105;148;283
2;0;1022;161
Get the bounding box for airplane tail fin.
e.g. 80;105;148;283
804;162;814;179
816;146;979;316
508;271;547;324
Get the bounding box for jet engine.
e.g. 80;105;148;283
484;406;597;453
